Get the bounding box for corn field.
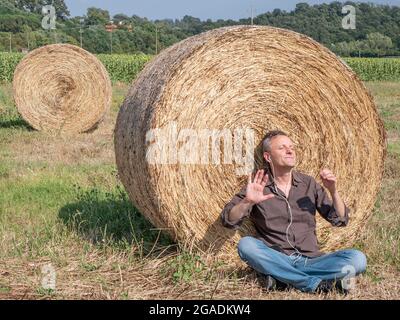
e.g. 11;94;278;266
0;52;22;82
344;58;400;81
97;53;152;83
0;52;152;83
0;52;399;83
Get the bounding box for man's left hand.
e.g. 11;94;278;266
320;168;337;193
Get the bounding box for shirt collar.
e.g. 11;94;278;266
292;170;302;186
265;169;302;187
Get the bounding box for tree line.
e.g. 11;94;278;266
0;0;399;57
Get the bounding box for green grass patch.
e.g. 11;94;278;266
0;164;172;259
59;184;172;252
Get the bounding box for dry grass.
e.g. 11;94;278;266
5;111;115;166
0;240;398;300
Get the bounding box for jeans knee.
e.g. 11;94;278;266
344;249;367;274
237;236;258;260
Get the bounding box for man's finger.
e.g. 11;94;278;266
261;171;269;186
262;194;275;201
248;173;252;185
320;172;330;179
258;169;265;184
323;176;336;182
253;170;259;184
320;169;331;177
255;169;263;185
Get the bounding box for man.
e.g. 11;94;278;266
220;130;367;293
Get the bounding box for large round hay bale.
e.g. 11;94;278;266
13;44;112;134
114;26;386;263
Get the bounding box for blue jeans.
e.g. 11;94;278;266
237;236;367;293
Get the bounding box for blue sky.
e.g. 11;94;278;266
65;0;400;21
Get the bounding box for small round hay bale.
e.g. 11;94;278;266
115;26;386;263
13;44;112;134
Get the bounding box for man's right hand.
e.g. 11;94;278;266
245;169;275;205
226;169;275;224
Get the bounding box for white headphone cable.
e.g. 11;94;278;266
268;160;303;263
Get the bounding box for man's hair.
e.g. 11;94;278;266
262;130;288;152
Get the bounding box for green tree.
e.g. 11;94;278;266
365;32;393;57
14;0;70;19
86;7;110;26
113;14;129;25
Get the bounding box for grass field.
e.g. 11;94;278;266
0;81;399;300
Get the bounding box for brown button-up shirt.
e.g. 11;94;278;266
220;170;350;258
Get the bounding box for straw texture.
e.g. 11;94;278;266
115;26;386;263
13;44;112;134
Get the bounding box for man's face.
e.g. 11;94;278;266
264;135;296;169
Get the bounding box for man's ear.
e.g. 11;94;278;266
263;152;271;162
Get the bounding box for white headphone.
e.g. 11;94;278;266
267;156;303;262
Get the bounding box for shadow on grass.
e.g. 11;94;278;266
58;185;173;255
0;117;33;130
